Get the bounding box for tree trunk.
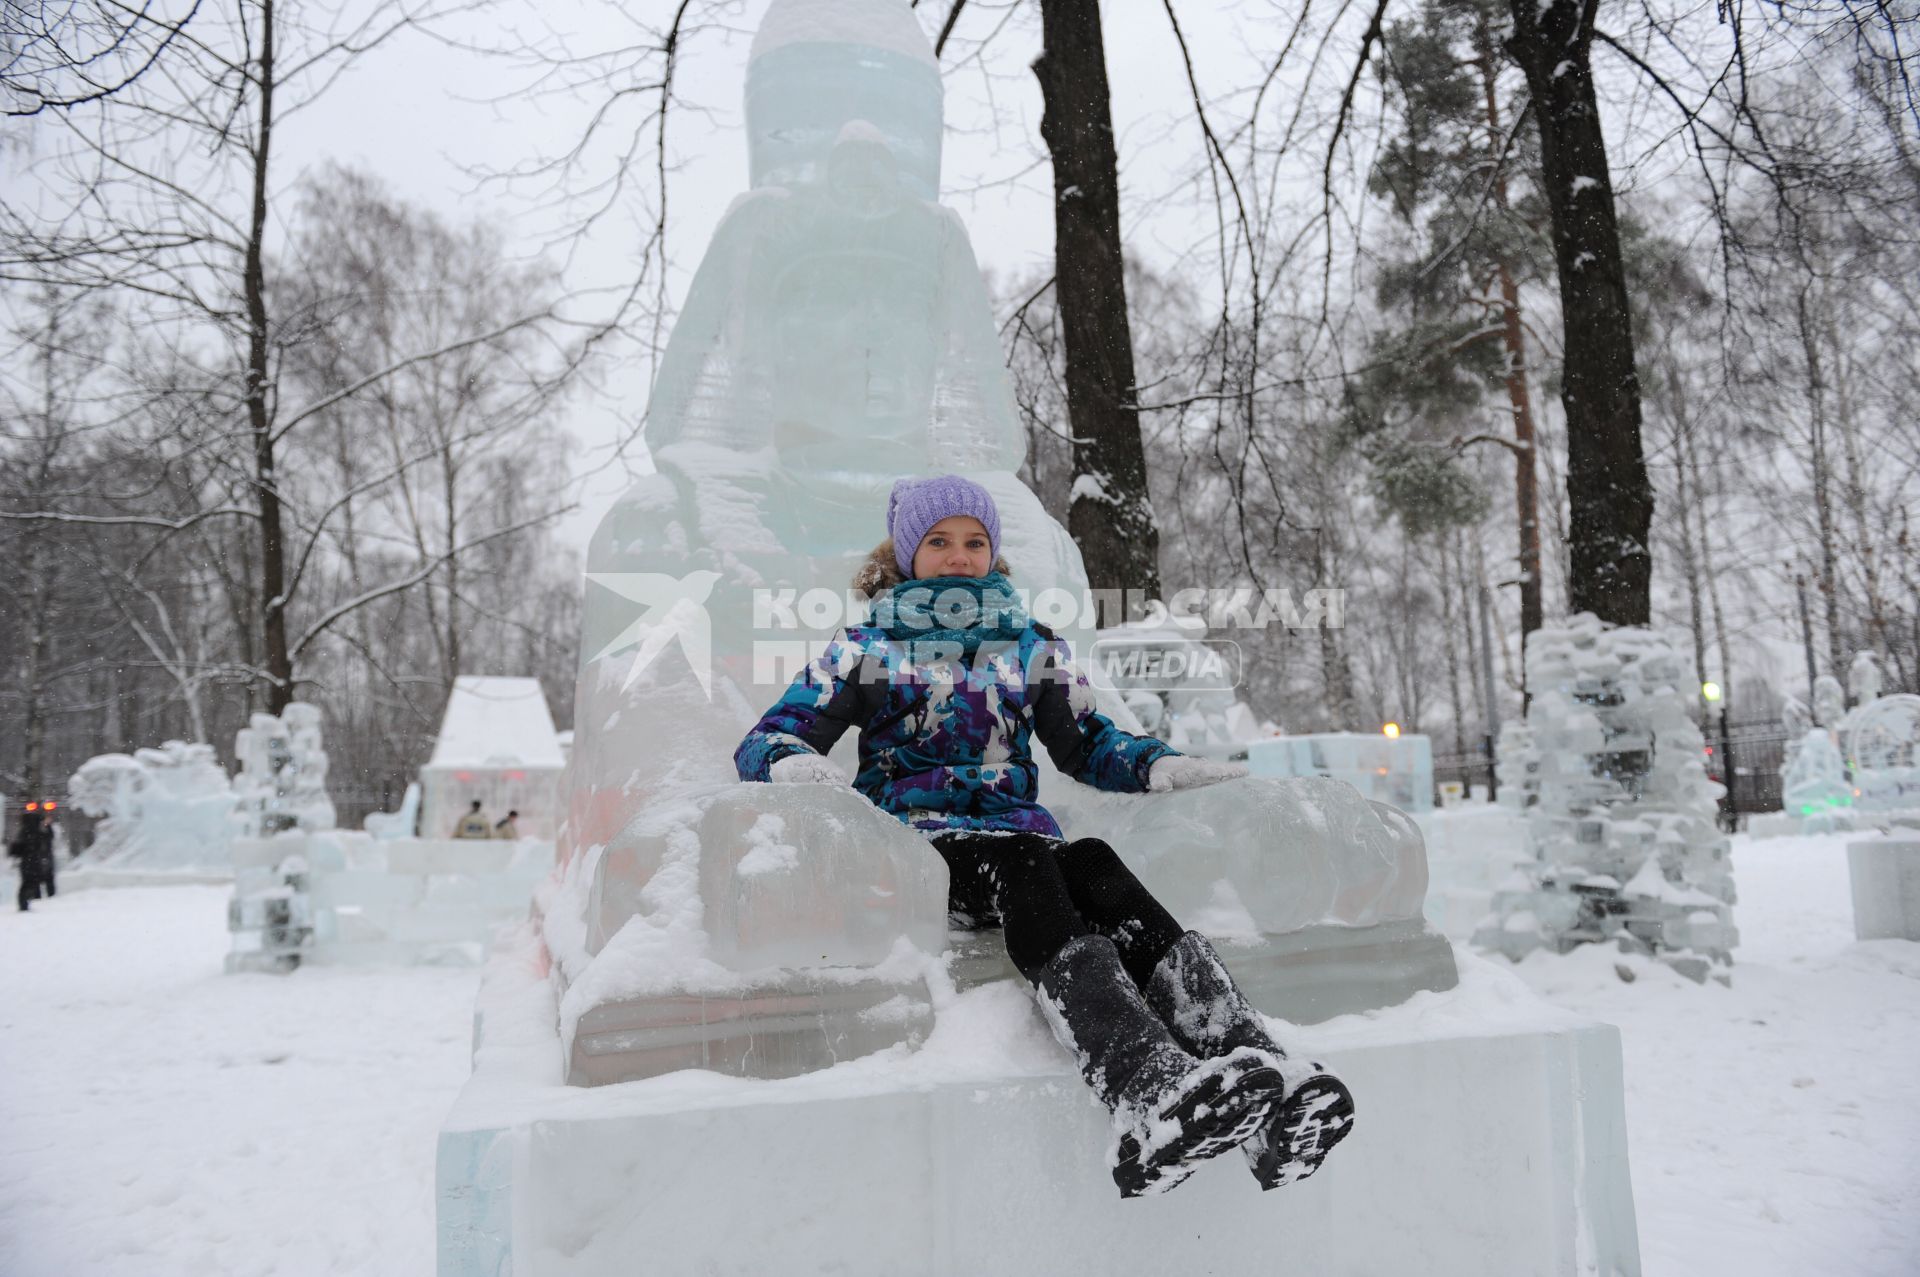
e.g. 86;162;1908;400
1794;287;1845;678
1507;0;1652;627
1440;532;1468;753
1667;350;1709;685
1826;307;1890;661
1313;527;1357;729
1032;0;1160;622
246;0;292;712
20;531;51;796
1475;19;1543;675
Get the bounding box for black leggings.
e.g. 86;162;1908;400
929;830;1185;988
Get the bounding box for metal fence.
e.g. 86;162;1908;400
1706;720;1790;817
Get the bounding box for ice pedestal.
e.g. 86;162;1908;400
1848;836;1920;941
438;935;1640;1276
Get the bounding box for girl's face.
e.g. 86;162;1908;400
911;515;992;579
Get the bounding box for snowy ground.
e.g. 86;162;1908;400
2;831;1916;1275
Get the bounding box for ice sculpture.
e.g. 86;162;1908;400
1812;673;1847;727
1849;650;1884;706
1092;617;1275;760
67;741;236;871
1245;732;1436;813
1473;615;1738;981
550;0;1452;1086
1782;728;1853;829
418;677;566;840
233;703;336;836
363;782;421;839
1842;691;1920;817
1495;720;1542;809
227;836;313;974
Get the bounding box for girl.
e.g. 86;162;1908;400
736;474;1354;1198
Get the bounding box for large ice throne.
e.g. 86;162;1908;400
548;0;1454;1086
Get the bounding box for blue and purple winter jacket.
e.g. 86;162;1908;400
734;566;1177;837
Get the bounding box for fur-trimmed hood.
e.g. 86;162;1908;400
851;538;1013;597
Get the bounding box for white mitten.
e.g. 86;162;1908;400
1147;755;1250;793
770;753;849;786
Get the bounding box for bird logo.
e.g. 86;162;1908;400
584;570;723;698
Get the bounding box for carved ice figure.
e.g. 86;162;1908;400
68;741;236;870
233;704;336;837
1474;615;1737;981
1849;650;1884;707
567;0;1046;865
1813;674;1847;727
552;0;1452;1085
1782;728;1853;829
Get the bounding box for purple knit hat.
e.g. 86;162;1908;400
888;475;1001;577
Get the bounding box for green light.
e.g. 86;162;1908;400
1701;681;1722;702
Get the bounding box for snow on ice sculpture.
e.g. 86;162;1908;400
68;741;236;870
233;703;336;837
550;0;1451;1086
1473;614;1738;982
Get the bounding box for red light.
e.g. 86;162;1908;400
44;801;56;811
24;802;37;812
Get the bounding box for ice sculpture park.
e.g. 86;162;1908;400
435;2;1640;1272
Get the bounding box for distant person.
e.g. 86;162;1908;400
452;800;491;839
8;804;57;911
493;810;521;840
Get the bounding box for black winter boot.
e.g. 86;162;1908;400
1146;931;1356;1190
1033;933;1289;1198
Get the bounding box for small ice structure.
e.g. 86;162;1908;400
363;782;421;839
1812;672;1847;728
1844;690;1920;819
1849;649;1884;706
229;826;548;973
67;741;235;871
1473;614;1738;981
227;835;313;974
1496;720;1541;809
233;704;336;836
419;677;566;840
1245;732;1436;813
1782;728;1853;830
1091;616;1274;760
549;0;1452;1090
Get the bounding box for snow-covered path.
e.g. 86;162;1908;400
0;886;478;1276
1509;834;1920;1276
1;832;1917;1275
